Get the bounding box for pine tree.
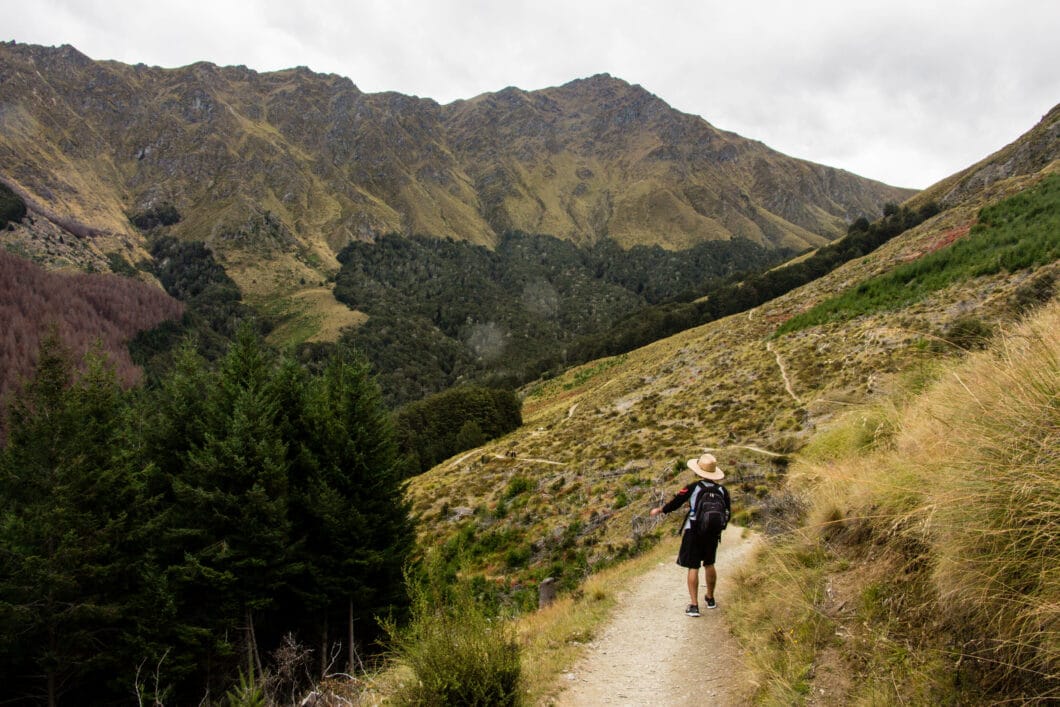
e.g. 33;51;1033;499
0;336;140;705
286;348;413;673
135;328;295;698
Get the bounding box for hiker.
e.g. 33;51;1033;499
649;453;731;617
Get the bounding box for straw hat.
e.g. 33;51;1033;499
687;453;724;481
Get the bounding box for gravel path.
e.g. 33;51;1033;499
554;529;760;706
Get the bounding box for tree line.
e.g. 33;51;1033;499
0;328;413;705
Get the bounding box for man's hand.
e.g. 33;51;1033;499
649;507;663;517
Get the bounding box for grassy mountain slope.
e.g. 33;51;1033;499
0;42;911;340
730;298;1059;704
400;104;1058;699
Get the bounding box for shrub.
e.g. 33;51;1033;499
106;251;138;277
1010;269;1056;315
385;578;522;706
504;475;534;499
938;315;995;352
0;183;26;228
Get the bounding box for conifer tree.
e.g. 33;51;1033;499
135;328;295;697
285;348;413;672
0;336;140;705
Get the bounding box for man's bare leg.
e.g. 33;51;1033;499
687;568;699;605
704;564;717;601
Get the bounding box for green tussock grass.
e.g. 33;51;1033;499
381;572;523;706
777;173;1060;335
731;299;1060;704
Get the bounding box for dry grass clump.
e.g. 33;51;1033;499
730;300;1060;704
727;533;830;703
917;303;1059;697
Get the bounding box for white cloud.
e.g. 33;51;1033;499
3;0;1059;188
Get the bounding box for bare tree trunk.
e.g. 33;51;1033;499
47;617;57;707
320;615;328;679
246;606;263;677
245;607;255;677
347;600;355;675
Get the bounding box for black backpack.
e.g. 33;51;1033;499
690;481;727;536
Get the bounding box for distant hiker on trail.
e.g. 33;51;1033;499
650;453;731;617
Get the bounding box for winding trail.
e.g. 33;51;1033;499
766;341;801;403
555;529;760;706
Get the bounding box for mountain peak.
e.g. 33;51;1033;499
558;72;636;94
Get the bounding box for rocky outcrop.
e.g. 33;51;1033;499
935;104;1060;208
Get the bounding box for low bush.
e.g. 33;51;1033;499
384;578;522;706
1010;268;1056;315
938;314;995;351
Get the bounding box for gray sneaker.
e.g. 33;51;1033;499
685;604;700;617
704;596;717;609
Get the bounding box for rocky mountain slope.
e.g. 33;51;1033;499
0;42;910;315
401;102;1058;608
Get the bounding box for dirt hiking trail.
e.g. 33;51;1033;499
554;529;760;706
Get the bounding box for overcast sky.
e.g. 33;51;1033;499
5;0;1059;189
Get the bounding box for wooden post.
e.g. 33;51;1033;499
538;577;557;609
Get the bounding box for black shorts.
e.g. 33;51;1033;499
676;529;721;568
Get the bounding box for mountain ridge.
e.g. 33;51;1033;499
0;41;912;304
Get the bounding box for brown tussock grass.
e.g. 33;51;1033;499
729;300;1060;704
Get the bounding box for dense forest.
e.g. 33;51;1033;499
331;204;938;406
334;231;790;405
0;329;412;705
0;250;184;410
556;200;941;364
130;234;269;377
395;385;523;475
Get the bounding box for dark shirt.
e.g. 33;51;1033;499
660;478;731;531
